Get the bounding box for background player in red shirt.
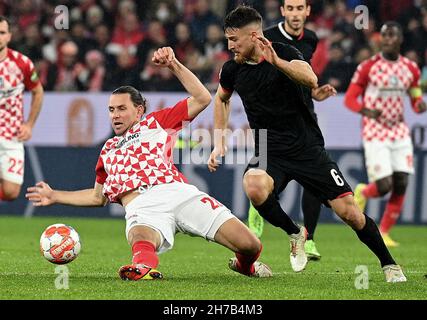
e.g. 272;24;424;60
0;16;44;202
26;47;272;281
345;22;426;247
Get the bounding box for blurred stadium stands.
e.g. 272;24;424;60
2;0;427;93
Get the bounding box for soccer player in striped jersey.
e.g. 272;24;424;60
345;21;426;247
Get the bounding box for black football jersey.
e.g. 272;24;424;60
219;42;324;158
264;22;319;115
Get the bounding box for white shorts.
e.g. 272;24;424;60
363;137;414;182
0;138;24;185
124;182;234;254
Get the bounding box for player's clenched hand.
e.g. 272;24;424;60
207;145;227;172
360;108;382;119
17;122;32;141
256;36;278;65
152;47;176;67
26;181;54;206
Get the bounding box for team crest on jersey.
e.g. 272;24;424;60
390;75;399;86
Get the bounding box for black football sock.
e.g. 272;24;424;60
302;189;321;241
254;193;300;235
355;214;396;267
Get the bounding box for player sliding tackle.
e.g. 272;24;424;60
26;47;272;280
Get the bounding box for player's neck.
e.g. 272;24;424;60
0;47;7;61
283;22;303;38
248;49;265;64
381;52;400;61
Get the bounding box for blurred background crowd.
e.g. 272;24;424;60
2;0;427;93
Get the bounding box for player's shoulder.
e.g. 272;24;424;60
302;28;318;43
400;56;420;72
220;59;240;74
264;23;293;45
264;23;280;37
272;41;304;60
356;53;381;71
144;110;167;125
101;137;118;152
7;48;34;65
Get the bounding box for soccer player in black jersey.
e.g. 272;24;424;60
247;0;337;261
207;5;406;282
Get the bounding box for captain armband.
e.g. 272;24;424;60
409;87;423;99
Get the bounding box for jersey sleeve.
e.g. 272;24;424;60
22;58;40;91
350;59;373;89
152;98;192;130
408;61;422;94
273;42;304;62
406;61;423;112
219;60;237;93
95;156;107;185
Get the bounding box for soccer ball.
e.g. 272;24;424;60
40;224;81;264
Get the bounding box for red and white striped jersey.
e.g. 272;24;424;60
350;53;421;142
0;48;40;140
95;98;192;203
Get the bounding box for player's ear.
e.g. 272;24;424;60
251;31;258;42
137;105;145;117
280;5;285;17
306;5;311;17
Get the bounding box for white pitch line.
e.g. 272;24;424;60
24;146;45;217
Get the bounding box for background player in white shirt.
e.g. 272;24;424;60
0;16;44;202
345;22;426;247
26;47;272;281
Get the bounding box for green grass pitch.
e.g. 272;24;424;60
0;216;426;300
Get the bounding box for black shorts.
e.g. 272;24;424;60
245;146;353;206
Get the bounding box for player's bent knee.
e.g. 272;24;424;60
1;187;21;201
243;171;273;204
245;187;267;204
331;196;365;229
376;178;393;196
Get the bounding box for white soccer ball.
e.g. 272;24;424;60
40;224;81;264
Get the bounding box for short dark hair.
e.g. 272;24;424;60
0;16;10;31
112;86;147;113
223;5;262;31
283;0;309;6
381;21;403;37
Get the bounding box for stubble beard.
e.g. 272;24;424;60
234;54;246;64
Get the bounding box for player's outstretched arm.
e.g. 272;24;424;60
256;36;318;89
26;181;107;207
151;47;211;119
208;85;231;172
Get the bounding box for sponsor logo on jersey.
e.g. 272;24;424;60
116;132;141;148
